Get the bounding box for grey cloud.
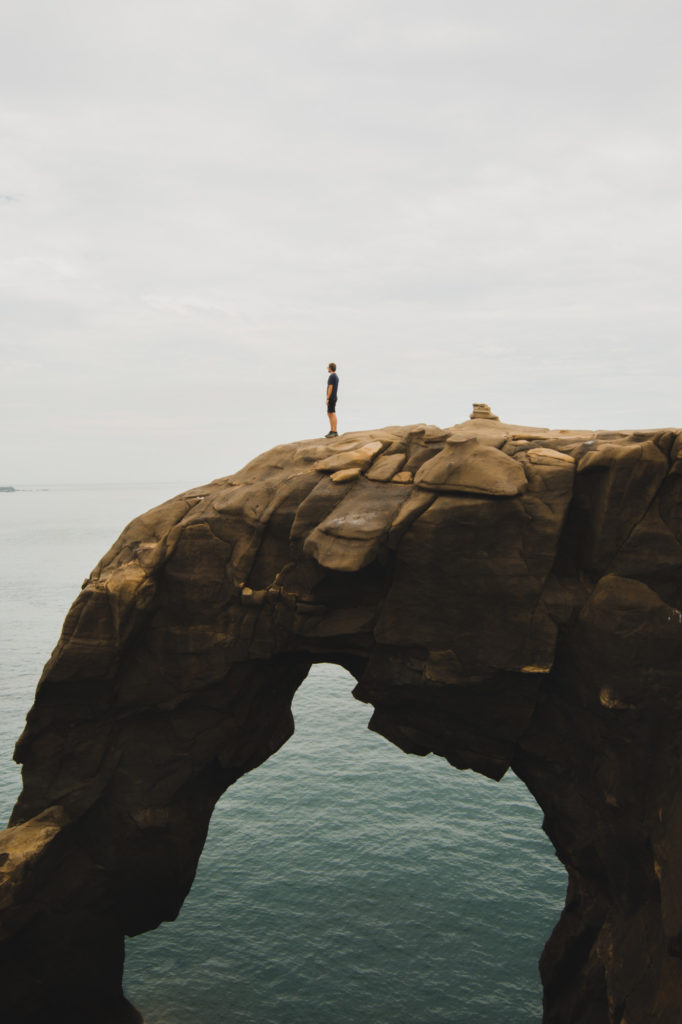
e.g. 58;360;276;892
1;0;682;483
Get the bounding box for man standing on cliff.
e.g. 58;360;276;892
325;362;339;438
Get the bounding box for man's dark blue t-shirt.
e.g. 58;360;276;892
327;372;339;401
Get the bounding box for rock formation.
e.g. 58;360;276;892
3;408;682;1023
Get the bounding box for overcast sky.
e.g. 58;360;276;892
3;0;682;484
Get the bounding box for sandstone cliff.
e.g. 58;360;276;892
3;408;682;1023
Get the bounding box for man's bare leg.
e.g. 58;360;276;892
328;412;338;433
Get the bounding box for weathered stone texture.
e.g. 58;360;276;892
3;412;682;1023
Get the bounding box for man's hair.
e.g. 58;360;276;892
328;362;336;371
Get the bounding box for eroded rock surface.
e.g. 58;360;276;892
3;411;682;1022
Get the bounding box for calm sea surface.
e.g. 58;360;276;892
0;483;567;1024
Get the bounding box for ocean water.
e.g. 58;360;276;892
0;484;567;1023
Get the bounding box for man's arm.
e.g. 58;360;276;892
326;383;333;402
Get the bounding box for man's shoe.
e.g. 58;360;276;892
325;431;338;438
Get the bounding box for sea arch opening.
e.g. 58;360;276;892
124;662;567;1024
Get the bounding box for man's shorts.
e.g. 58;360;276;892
327;398;337;413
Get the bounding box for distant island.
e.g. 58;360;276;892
0;486;15;492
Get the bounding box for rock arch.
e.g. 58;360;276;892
3;412;682;1023
124;660;562;1020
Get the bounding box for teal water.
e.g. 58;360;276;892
0;484;567;1023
